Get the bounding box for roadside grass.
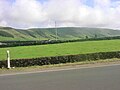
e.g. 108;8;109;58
0;58;120;74
0;39;120;60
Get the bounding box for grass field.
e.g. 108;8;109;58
0;39;120;61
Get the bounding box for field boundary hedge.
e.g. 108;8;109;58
0;51;120;68
0;36;120;48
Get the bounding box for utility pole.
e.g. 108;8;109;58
55;21;58;41
7;50;11;69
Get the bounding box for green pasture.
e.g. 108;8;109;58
0;40;120;60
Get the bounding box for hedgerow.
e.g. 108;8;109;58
0;36;120;48
0;51;119;68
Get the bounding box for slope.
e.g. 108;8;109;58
0;27;120;41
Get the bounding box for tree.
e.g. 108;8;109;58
94;34;97;38
85;36;88;39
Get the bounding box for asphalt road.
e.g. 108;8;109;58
0;65;120;90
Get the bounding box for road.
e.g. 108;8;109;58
0;64;120;90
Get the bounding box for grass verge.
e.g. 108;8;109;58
0;58;120;75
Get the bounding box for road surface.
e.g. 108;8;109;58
0;64;120;90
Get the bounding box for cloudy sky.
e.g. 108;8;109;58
0;0;120;29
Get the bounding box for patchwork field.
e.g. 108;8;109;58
0;40;120;61
0;26;120;41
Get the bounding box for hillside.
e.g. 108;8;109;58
0;27;120;41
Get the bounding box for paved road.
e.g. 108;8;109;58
0;65;120;90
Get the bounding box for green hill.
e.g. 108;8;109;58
0;26;120;41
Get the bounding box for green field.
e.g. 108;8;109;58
0;26;120;41
0;40;120;60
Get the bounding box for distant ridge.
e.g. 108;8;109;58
0;26;120;41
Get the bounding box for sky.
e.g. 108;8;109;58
0;0;120;29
